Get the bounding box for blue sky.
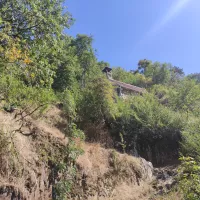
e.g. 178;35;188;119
65;0;200;74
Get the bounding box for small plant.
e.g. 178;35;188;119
43;124;85;200
119;132;126;153
178;156;200;200
110;150;118;171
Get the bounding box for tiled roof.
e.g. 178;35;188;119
109;78;145;94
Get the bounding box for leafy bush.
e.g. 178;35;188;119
180;118;200;159
113;93;184;141
178;157;200;200
78;77;118;123
0;75;56;111
130;93;184;131
54;124;84;200
169;79;200;115
111;93;185;164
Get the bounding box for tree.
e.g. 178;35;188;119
187;73;200;83
71;34;96;88
52;36;81;92
152;63;170;85
137;59;152;76
169;79;200;115
169;66;185;83
112;67;133;82
0;0;73;41
136;60;184;86
97;61;110;71
78;77;117;123
0;0;74;88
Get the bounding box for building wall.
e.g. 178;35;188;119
115;87;139;97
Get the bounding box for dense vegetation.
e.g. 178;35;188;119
0;0;200;199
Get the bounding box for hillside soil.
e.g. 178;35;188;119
0;107;179;200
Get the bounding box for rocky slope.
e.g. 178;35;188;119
0;107;177;200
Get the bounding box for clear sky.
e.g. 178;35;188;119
65;0;200;74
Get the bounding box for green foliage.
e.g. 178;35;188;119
0;0;200;197
112;67;134;83
151;84;171;105
52;36;81;92
0;75;56;112
130;94;184;131
0;0;74;88
136;59;184;85
58;89;77;121
178;157;200;200
78;77;117;123
114;93;184;137
53;125;84;200
97;61;110;71
69;123;85;141
0;0;73;41
111;60;185;89
111;93;185;164
181;119;200;161
112;67;151;87
71;34;97;88
169;79;200;115
119;133;126;153
151;63;171;85
178;109;200;200
188;73;200;83
39;123;84;200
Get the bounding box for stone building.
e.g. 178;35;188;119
102;67;145;97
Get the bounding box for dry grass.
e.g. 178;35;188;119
77;143;110;177
42;105;68;132
0;108;155;200
83;122;114;148
109;150;142;178
75;144;153;200
0;109;66;199
0;111;31;199
77;143;141;178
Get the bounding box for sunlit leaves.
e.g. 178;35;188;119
178;157;200;200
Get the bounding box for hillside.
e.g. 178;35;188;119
0;107;156;200
0;1;200;199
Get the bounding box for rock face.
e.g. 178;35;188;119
140;158;154;181
137;141;180;166
131;131;181;166
152;165;178;197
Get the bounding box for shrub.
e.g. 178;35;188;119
0;75;56;112
178;157;200;200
